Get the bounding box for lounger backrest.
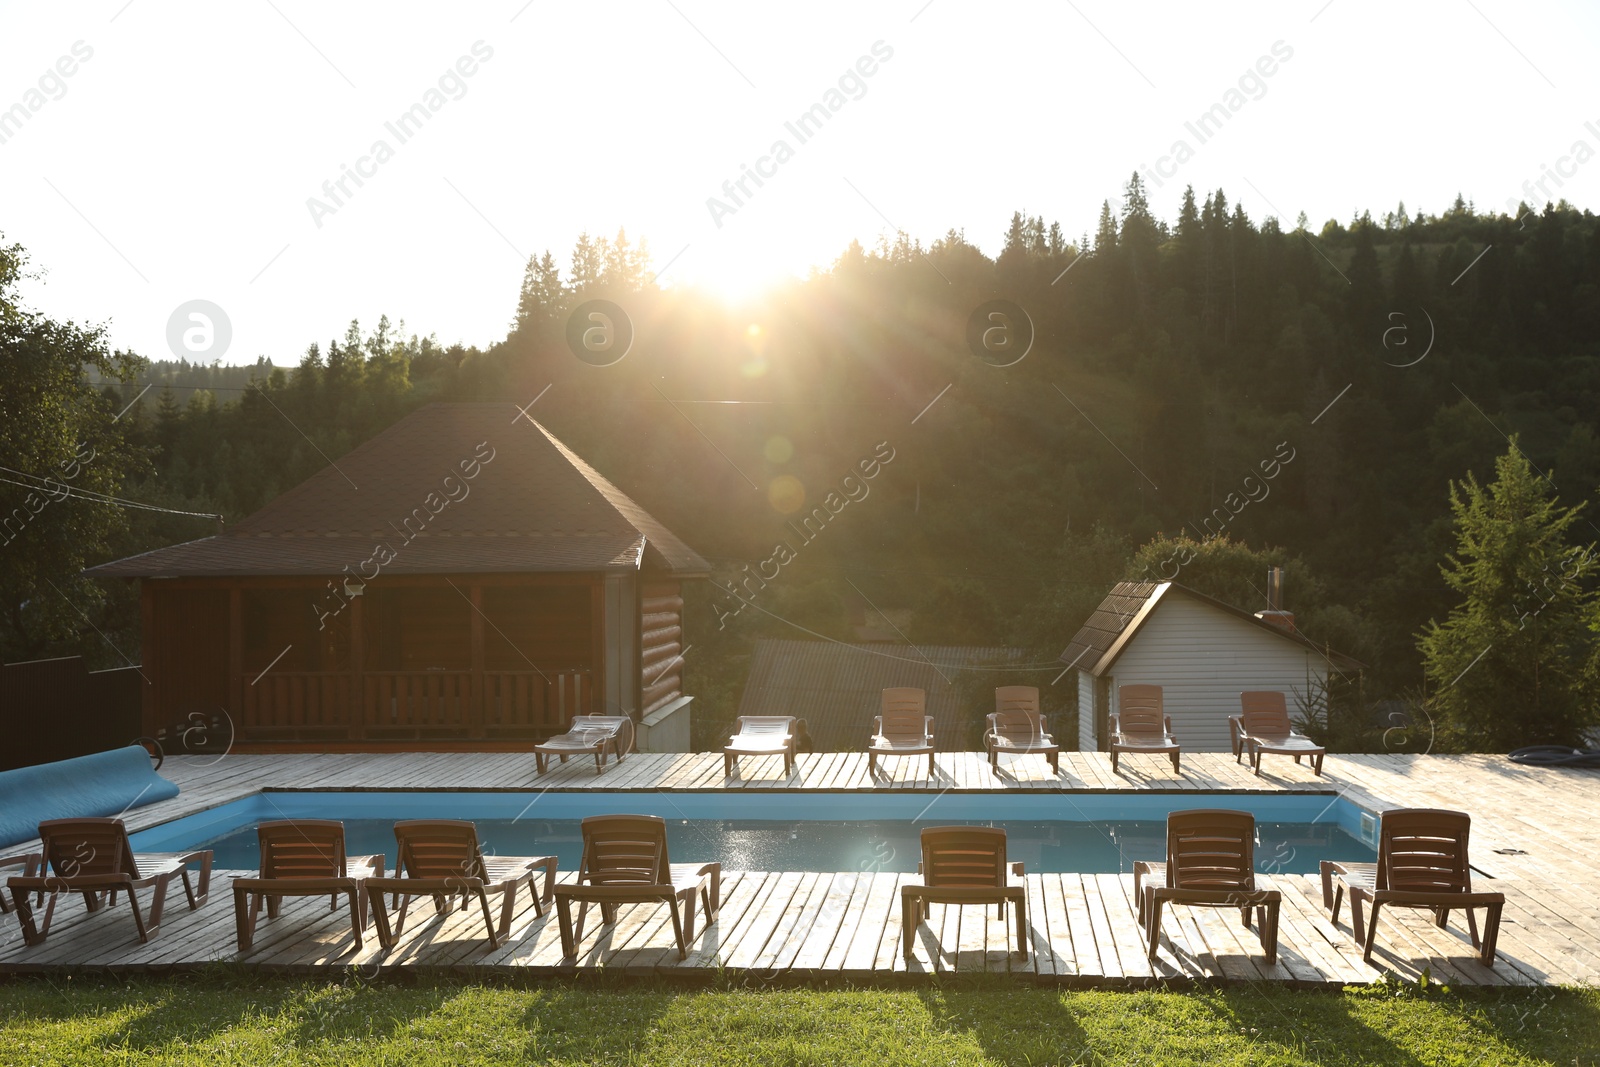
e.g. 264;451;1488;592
881;688;926;716
875;712;931;741
393;820;486;881
733;716;793;738
994;686;1040;715
1376;808;1472;893
987;710;1048;743
37;817;136;879
258;819;348;879
1116;685;1166;736
1239;691;1292;735
919;827;1008;888
578;814;671;886
1165;809;1257;891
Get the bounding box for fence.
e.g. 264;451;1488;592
0;656;144;771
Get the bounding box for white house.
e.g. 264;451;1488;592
1060;579;1360;753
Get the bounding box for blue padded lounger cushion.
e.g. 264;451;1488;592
0;745;179;849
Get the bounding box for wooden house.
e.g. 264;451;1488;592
88;403;708;750
1059;579;1360;752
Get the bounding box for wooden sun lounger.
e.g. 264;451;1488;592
723;715;798;776
985;686;1059;773
534;714;632;775
1320;807;1504;966
901;827;1027;960
868;688;935;775
232;819;383;952
366;820;557;951
1230;691;1325;775
1111;684;1181;774
1136;808;1279;963
7;817;212;946
555;814;720;961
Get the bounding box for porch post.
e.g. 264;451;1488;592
349;592;365;742
228;587;242;732
469;582;485;739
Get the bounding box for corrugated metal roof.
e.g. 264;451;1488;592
1057;581;1159;674
87;403;709;578
736;639;1025;751
1057;581;1362;674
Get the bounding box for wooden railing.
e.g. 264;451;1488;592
239;668;594;741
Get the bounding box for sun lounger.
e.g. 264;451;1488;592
868;688;935;775
232;819;383;952
985;687;1059;774
6;817;211;946
901;827;1027;960
723;715;798;776
366;819;556;951
1111;684;1180;774
1320;807;1504;966
534;714;632;775
1136;808;1279;963
1230;691;1325;775
555;814;720;961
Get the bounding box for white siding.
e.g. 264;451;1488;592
1107;596;1329;752
1077;670;1096;751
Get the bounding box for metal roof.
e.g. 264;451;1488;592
87;403;710;579
736;638;1026;751
1057;580;1363;675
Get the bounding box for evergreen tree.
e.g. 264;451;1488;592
1418;441;1598;749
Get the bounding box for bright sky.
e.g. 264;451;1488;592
2;1;1598;366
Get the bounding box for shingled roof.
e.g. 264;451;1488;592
88;403;709;578
736;638;1027;751
1057;580;1361;675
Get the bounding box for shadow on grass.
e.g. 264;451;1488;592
917;976;1096;1064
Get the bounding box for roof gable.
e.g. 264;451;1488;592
88;403;709;578
1058;580;1360;674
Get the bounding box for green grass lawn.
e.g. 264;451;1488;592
2;974;1597;1066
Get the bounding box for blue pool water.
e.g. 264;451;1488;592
132;790;1375;875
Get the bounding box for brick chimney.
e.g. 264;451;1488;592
1255;566;1296;633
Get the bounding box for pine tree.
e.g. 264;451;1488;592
1418;440;1598;749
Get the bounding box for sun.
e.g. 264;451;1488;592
683;254;801;304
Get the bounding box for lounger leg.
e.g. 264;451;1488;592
1319;861;1335;911
557;895;577;958
370;893;395;951
988;749;998;774
1049;751;1059;774
900;889;918;959
1480;902;1502;966
1348;888;1365;943
724;753;734;776
927;752;934;776
347;888;363;948
1110;749;1119;774
494;882;520;945
1313;751;1324;776
1171;751;1181;773
668;900;688;960
475;887;500;950
594;750;603;774
1145;895;1163;961
681;889;697;948
535;752;548;775
868;752;876;774
1013;894;1027;960
1362;900;1382;963
234;886;256;951
1263;902;1280;963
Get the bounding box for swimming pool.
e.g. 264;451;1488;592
132;790;1375;875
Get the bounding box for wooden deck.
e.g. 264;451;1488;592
2;751;1596;987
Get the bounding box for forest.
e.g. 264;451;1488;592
7;176;1600;751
